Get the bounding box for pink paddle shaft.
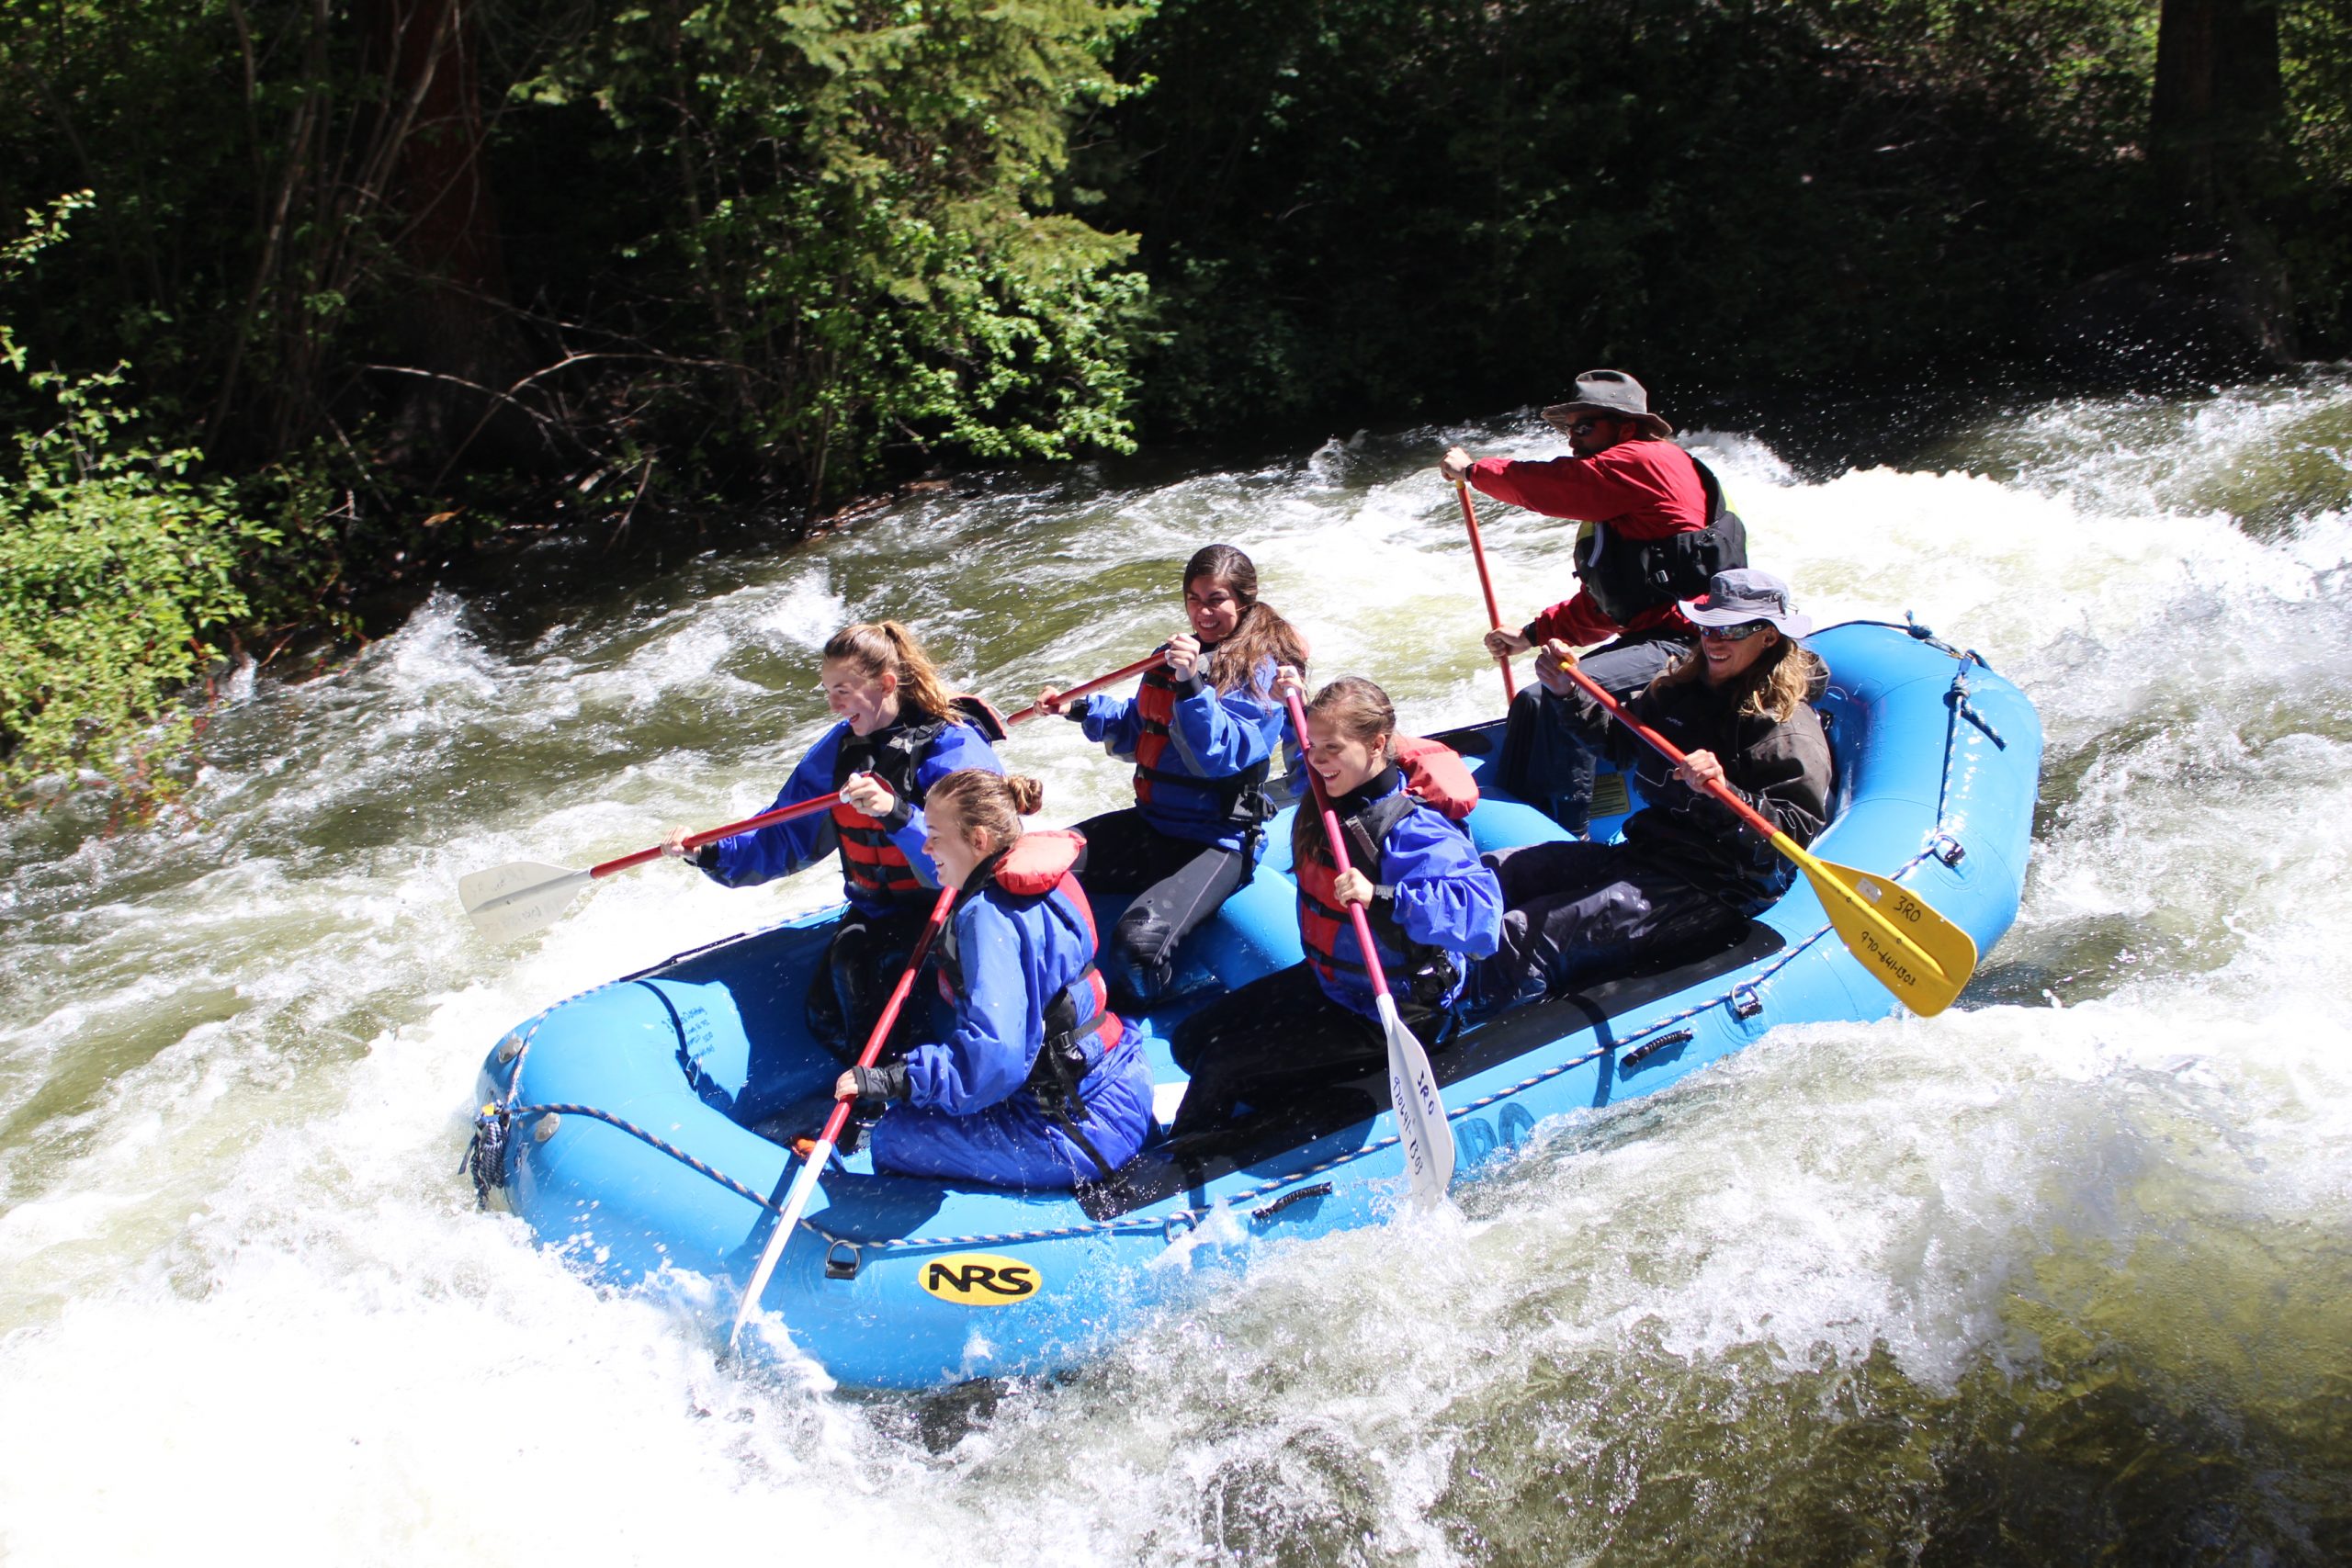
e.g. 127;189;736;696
612;649;1169;883
589;791;844;881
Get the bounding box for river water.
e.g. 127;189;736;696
4;372;2349;1563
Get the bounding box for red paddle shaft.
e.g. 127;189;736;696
1553;655;1780;843
1001;650;1170;726
650;649;1169;878
1283;690;1396;1000
591;791;843;880
1453;481;1517;701
819;885;957;1134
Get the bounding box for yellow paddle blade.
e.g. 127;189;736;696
1790;847;1978;1017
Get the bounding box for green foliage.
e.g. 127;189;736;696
0;196;267;807
2282;0;2352;342
515;0;1153;495
2285;0;2352;176
1098;0;2175;437
0;0;1152;512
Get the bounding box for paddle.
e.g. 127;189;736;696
1001;649;1169;725
1453;481;1518;702
1545;648;1977;1017
462;649;1167;942
459;792;844;944
729;883;957;1349
1283;689;1456;1208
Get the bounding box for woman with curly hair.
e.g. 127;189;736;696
1469;569;1835;1008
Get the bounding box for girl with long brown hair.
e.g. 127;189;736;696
662;620;1003;1055
1035;544;1311;1004
1169;673;1500;1136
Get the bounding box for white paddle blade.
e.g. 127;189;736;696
729;1141;831;1348
1376;994;1455;1208
458;862;593;943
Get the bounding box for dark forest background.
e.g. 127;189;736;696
3;0;2347;803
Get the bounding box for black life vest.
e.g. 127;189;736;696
934;829;1125;1176
830;695;1004;902
1294;762;1470;1017
1573;453;1750;627
1129;649;1273;825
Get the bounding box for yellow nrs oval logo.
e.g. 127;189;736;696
920;1253;1041;1306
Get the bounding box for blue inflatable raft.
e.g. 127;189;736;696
469;620;2041;1389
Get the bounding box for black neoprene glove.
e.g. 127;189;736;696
847;1061;910;1118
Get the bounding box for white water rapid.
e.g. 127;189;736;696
4;371;2348;1563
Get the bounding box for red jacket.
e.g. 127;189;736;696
1466;437;1709;646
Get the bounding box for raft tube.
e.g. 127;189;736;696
471;620;2041;1390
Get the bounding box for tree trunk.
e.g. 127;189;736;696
2150;0;2287;236
362;0;537;473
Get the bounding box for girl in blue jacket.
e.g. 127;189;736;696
1035;545;1308;1005
1170;674;1502;1136
662;621;1002;1055
836;770;1157;1189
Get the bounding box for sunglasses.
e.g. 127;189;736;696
1698;620;1770;642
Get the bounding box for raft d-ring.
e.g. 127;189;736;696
1162;1211;1199;1243
533;1112;562;1143
495;1033;526;1065
823;1240;862;1281
1932;833;1968;868
1731;986;1764;1021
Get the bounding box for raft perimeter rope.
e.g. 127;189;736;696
471;655;1977;1250
464;837;1953;1251
461;977;622;1209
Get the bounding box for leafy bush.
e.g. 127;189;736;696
0;195;267;807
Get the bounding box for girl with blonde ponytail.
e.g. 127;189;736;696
662;619;1005;1055
835;770;1156;1189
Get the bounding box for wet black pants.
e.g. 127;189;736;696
1497;636;1689;832
1168;963;1445;1136
1073;807;1253;1006
1472;840;1743;1006
803;902;931;1060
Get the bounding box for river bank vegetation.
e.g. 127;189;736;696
3;0;2348;806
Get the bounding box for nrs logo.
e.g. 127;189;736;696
920;1253;1040;1305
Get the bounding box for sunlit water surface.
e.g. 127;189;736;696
4;371;2350;1563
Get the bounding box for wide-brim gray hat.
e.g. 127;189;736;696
1678;569;1815;638
1540;368;1674;440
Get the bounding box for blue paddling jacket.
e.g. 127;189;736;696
1295;767;1503;1021
1068;646;1291;852
696;710;1003;916
871;830;1156;1189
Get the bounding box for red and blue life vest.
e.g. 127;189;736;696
1128;653;1273;827
829;695;1007;904
935;829;1124;1107
1295;739;1479;1018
